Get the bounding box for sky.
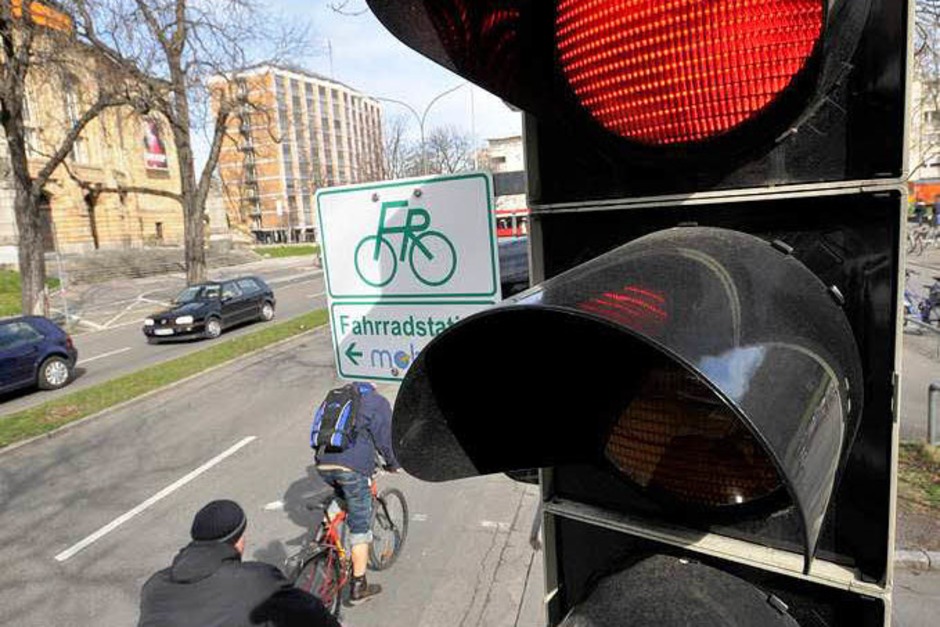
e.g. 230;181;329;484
271;1;521;146
293;1;522;144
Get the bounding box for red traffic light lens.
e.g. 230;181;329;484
605;364;783;508
556;0;824;145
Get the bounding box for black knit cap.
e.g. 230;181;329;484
190;500;247;544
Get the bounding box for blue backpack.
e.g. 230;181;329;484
311;384;362;453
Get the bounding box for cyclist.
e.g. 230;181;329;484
138;499;340;627
314;382;401;604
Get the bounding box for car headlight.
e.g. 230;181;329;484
144;319;155;326
175;315;194;325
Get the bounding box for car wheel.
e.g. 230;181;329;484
38;356;72;390
204;317;222;340
260;302;275;322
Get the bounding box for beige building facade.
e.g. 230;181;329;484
214;65;384;243
0;81;184;265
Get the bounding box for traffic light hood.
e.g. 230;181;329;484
392;226;864;570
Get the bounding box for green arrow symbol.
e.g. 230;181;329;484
345;342;363;366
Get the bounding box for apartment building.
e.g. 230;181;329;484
479;136;529;239
214;65;384;243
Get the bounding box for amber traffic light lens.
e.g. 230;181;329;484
555;0;824;145
605;364;783;508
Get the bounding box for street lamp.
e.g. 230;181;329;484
375;82;467;176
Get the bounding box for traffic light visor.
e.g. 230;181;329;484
392;227;863;568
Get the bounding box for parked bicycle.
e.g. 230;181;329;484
905;269;940;327
907;224;940;256
286;473;408;618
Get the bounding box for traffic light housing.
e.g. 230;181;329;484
368;1;907;625
369;0;907;202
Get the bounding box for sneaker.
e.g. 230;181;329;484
349;576;382;604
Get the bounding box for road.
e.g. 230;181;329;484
0;257;327;416
0;254;937;625
0;329;544;626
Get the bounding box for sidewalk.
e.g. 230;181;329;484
897;244;940;568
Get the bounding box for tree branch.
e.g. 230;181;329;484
56;154;183;203
32;96;132;193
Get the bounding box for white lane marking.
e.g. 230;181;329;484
411;513;428;522
480;520;511;532
77;346;132;366
54;436;257;562
307;291;325;299
263;500;285;511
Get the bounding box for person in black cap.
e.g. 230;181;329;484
138;499;340;627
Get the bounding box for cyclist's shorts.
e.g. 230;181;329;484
318;468;373;545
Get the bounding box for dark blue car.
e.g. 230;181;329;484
0;316;78;393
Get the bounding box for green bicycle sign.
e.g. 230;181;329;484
354;200;458;287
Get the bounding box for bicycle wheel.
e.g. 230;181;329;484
294;549;344;617
410;231;457;287
369;488;409;571
354;235;397;287
928;306;940;327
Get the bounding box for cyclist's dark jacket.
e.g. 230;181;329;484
316;382;401;476
138;541;340;627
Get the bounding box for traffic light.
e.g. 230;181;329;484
368;1;908;625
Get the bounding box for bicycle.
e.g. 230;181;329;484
286;473;409;617
354;199;457;288
904;269;940;328
907;224;928;256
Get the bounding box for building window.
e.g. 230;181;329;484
302;193;312;224
22;90;38;158
64;76;88;164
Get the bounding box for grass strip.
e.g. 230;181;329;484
0;270;60;317
0;309;328;448
898;442;940;511
253;244;319;259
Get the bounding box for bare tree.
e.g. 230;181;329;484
0;3;142;314
913;0;940;179
383;113;416;179
70;0;306;284
330;1;368;17
423;125;474;175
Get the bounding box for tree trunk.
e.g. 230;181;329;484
14;190;46;315
168;50;207;285
171;113;206;285
183;193;206;284
2;95;47;315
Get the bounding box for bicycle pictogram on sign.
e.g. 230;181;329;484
354;200;458;287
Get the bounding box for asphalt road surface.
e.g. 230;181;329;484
0;257;327;416
0;329;544;626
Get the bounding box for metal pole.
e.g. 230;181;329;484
929;382;940;445
49;217;70;331
375;83;467;177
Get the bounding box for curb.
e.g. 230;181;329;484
0;323;328;457
895;550;940;571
